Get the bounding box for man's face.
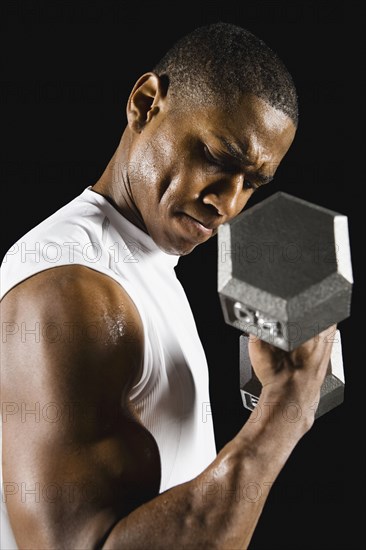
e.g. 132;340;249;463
127;94;296;255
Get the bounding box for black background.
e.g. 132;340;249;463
0;1;363;548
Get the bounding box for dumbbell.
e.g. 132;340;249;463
217;192;353;418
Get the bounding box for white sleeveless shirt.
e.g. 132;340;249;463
0;186;216;549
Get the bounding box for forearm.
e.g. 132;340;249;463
103;383;318;550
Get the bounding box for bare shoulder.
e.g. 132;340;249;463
1;264;145;400
1;266;160;549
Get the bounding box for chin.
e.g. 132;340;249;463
176;244;198;256
159;241;198;256
153;232;199;256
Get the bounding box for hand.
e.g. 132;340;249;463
248;325;336;394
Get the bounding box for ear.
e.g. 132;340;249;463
127;72;167;133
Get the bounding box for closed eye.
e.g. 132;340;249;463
203;145;228;169
203;145;256;190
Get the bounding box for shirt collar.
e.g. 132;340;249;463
83;186;180;269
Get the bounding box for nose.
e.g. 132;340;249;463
202;175;247;219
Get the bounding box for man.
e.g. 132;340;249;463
1;22;334;549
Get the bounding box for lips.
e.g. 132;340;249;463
182;211;222;230
175;212;220;243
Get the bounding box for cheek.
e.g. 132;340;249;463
131;144;162;192
129;127;208;209
164;153;212;199
130;134;179;198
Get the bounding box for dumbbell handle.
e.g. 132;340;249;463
239;330;345;419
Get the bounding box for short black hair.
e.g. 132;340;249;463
154;22;298;126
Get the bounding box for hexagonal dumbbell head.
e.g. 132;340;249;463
218;192;353;351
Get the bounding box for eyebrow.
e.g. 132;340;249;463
215;135;274;187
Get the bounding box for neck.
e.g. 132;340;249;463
92;130;147;233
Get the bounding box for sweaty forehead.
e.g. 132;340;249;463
236;94;293;136
186;94;296;164
196;95;296;166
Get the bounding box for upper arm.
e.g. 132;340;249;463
1;265;161;549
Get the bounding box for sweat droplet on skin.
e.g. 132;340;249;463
103;309;127;345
